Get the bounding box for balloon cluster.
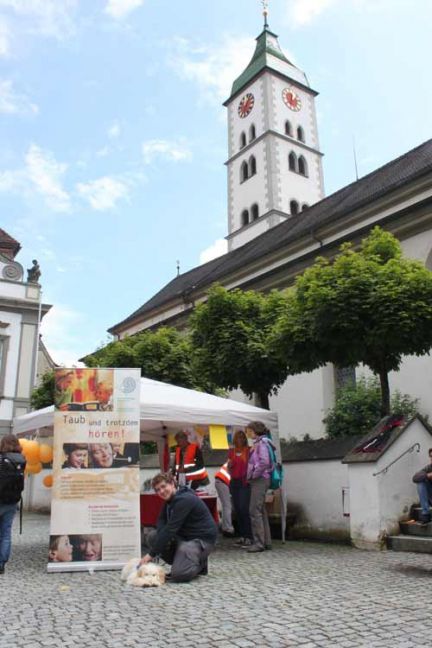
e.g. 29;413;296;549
19;439;54;487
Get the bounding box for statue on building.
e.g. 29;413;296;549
27;259;41;284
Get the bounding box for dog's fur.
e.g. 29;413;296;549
121;558;166;587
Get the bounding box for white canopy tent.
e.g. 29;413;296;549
12;376;286;539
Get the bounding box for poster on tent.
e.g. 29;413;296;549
47;367;141;573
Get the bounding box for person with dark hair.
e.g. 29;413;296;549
172;431;209;490
140;472;217;582
62;444;88;469
48;535;73;562
412;448;432;523
229;429;253;547
246;421;275;553
0;434;26;574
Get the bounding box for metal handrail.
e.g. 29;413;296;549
373;442;420;477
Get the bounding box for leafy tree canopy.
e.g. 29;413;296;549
31;370;55;410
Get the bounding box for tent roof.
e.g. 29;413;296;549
12;376;278;438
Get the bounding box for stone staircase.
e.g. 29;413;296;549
387;506;432;553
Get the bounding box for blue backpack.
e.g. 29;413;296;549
267;442;283;491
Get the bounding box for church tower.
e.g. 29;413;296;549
224;11;324;251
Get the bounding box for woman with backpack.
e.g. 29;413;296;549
0;434;26;574
246;421;275;553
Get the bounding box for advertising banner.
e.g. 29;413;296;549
48;368;141;572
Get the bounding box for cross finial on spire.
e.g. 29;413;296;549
261;0;269;28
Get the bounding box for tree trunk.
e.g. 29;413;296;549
378;369;390;417
256;392;270;410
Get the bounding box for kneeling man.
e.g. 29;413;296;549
140;472;218;582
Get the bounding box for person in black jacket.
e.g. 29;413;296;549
0;434;26;574
412;448;432;523
140;472;217;582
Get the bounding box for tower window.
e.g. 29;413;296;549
298;155;308;176
240;132;246;149
241;209;249;226
240;161;249;182
288;151;297;172
251;203;259;221
285;120;293;137
290;200;299;215
297;126;305;143
249;124;256;142
249;155;257;176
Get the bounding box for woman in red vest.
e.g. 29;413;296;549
172;431;209;490
228;430;252;546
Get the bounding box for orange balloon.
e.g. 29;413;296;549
19;438;29;450
23;440;40;464
26;461;42;475
42;474;53;487
39;444;53;463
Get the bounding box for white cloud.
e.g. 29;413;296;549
199;238;227;265
25;143;71;212
76;175;130;211
108;120;120;139
40;303;85;367
142;139;192;165
0;0;77;41
169;34;254;103
0;19;11;55
287;0;339;26
105;0;145;19
0;79;38;114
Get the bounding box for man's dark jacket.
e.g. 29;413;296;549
149;487;218;557
413;463;432;483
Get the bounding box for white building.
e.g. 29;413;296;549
105;20;432;442
0;228;52;435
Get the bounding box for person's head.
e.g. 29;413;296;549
175;431;189;450
247;421;269;440
56;370;74;391
152;472;177;501
63;443;88;469
233;429;248;449
49;535;73;562
0;433;21;453
77;534;102;561
95;381;111;404
89;443;113;468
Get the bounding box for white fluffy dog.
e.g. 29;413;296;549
121;558;166;588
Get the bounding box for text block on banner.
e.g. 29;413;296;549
48;368;141;572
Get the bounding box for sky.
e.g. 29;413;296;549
1;0;431;366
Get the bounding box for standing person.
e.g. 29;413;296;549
246;421;275;553
140;472;217;582
172;431;209;490
228;430;253;547
0;434;26;574
412;448;432;523
214;462;234;536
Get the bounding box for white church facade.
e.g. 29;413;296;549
107;21;432;442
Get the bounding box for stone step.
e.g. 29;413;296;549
400;521;432;537
387;534;432;553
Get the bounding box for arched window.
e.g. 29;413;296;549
241;209;249;227
251;203;259;221
240;161;249;182
249;155;257;176
297;126;305;142
240;132;246;149
302;203;309;211
285;120;293;137
298;155;308;176
249;124;256;142
290;200;299;215
288;151;297;172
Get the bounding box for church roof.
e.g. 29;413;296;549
226;27;312;102
109;138;432;335
0;228;21;259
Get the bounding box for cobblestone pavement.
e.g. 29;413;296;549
2;514;432;648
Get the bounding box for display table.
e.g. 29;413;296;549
140;492;219;526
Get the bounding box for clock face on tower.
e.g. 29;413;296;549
238;93;255;118
282;87;302;112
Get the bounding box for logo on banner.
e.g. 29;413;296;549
121;377;137;394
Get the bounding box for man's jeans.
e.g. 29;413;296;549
0;503;17;565
147;530;214;582
417;480;432;517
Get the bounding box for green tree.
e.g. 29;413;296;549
31;370;55;409
323;376;419;438
191;285;290;409
273;227;432;416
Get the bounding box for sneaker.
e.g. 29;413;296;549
246;544;265;553
233;537;245;546
240;538;253;547
0;563;5;575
